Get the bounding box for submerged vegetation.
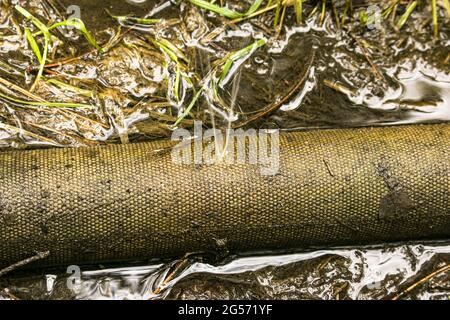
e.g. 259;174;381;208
0;0;448;147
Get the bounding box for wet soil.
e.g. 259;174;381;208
0;0;449;300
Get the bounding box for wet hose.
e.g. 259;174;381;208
0;124;449;269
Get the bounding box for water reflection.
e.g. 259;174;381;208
1;242;449;300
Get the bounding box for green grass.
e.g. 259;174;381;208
382;0;401;19
444;0;450;16
188;0;265;19
0;91;94;109
396;1;418;30
381;0;447;38
15;4;102;94
294;0;303;24
189;0;242;19
151;38;190;102
173;38;266;127
46;79;94;98
432;0;438;38
112;16;161;25
274;0;282;27
24;27;43;64
48;18;103;52
173;88;203;127
15;5;50;92
219;39;267;83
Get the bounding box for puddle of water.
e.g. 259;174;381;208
1;241;449;300
0;0;448;148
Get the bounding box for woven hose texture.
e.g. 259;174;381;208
0;124;449;268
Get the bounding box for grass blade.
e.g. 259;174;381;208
24;27;43;64
158;38;189;63
49;18;102;52
274;0;282;27
432;0;438;38
15;5;50;92
444;0;450;16
188;0;242;19
0;91;94;109
15;5;49;35
113;16;161;25
396;1;417;30
294;0;302;25
382;0;400;18
189;0;264;19
46;79;94;98
219;38;267;82
174;88;204;127
174;64;181;102
320;0;326;26
246;0;265;16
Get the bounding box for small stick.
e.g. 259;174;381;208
392;264;450;300
275;4;287;38
234;51;315;128
0;79;107;131
323;159;335;177
332;0;341;30
324;79;356;96
444;53;450;64
350;34;384;81
229;3;278;24
150;256;191;297
1;289;21;300
0;251;50;277
42;49;97;69
0;77;46;102
23;120;99;146
0;123;59;145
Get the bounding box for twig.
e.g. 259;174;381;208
1;289;21;300
0;122;60;145
150;256;191;297
23;120;99;146
0;79;107;132
0;76;46;102
0;251;50;277
350;34;384;81
42;49;97;69
233;51;315;128
324;79;356;96
444;53;450;64
391;264;450;300
331;0;341;30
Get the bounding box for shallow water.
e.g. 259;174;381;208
0;0;449;300
1;241;449;300
0;0;449;148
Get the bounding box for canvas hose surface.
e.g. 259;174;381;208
0;123;449;269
